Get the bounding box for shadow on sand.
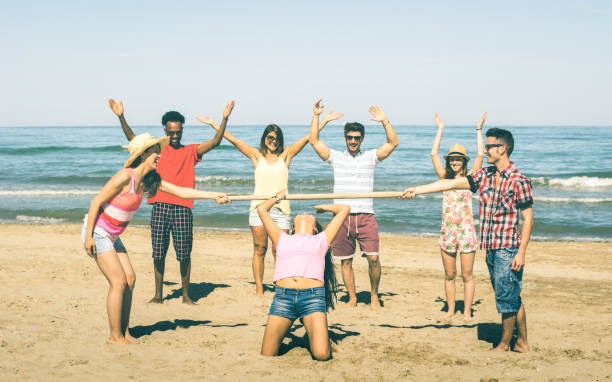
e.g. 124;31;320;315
338;290;398;307
277;322;360;357
131;319;247;338
165;282;230;302
435;296;483;316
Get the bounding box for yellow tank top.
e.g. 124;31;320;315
249;155;291;214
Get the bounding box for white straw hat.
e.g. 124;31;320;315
124;133;169;168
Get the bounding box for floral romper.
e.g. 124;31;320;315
439;189;478;253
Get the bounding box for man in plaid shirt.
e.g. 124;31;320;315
402;127;533;353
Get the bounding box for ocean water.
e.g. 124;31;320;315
0;125;610;242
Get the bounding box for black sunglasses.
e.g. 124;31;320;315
345;135;362;142
485;143;503;151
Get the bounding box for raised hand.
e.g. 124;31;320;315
108;98;124;117
314;204;329;214
196;116;219;129
434;113;445;130
322;111;344;125
368;105;387;123
223;100;235;119
477;112;487;130
313;98;324;116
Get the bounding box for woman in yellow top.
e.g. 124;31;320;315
198;105;343;296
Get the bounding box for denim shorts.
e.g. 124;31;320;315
81;217;126;255
486;247;523;314
268;286;326;320
249;207;291;230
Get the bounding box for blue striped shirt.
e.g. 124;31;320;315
326;149;380;213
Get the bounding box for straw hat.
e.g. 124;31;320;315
443;144;470;161
124;133;169;168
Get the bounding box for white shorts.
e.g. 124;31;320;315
249;208;291;230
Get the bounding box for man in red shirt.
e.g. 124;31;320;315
402;127;533;353
109;99;234;304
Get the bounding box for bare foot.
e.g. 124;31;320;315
124;330;138;343
255;290;265;297
463;314;473;322
371;295;381;309
344;299;357;307
107;336;131;345
182;296;196;305
513;340;530;353
492;344;510;352
148;296;163;304
444;311;454;320
331;342;342;353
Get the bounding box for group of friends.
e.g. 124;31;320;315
82;98;534;360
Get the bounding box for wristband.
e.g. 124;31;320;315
273;195;281;203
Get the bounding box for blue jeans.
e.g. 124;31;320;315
268;286;326;320
486;247;523;314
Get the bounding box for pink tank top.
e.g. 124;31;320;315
94;168;144;237
273;231;329;283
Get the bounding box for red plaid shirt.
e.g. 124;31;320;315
468;163;533;250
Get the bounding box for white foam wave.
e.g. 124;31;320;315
532;176;612;189
0;189;97;196
195;176;252;184
15;215;66;223
535;196;612;203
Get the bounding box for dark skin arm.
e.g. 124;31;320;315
196;101;235;158
108;98;136;141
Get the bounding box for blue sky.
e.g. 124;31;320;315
1;0;610;126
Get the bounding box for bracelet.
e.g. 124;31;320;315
476;128;482;131
273;195;281;203
383;121;390;128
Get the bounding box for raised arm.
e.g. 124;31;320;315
284;109;343;166
370;106;399;161
84;169;131;257
314;204;351;245
196;114;260;167
430;114;446;178
108;98;136;141
309;98;331;161
159;180;228;203
512;206;532;271
196;100;235;158
401;177;471;199
256;189;287;245
469;112;487;174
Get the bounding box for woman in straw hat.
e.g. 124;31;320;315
430;113;486;321
82;133;228;344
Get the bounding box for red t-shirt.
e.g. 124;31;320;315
148;144;201;209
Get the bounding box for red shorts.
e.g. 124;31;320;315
332;213;379;259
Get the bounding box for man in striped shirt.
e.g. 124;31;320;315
402;127;533;353
309;99;399;308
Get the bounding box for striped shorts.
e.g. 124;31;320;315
151;202;193;262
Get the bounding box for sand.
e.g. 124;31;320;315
0;223;610;381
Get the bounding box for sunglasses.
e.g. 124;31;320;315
448;157;465;162
485;143;503;151
345;135;362;142
266;135;279;142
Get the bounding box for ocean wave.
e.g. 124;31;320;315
1;145;125;155
532;176;612;189
15;215;66;223
535;196;612;203
0;189;97;196
195;176;333;187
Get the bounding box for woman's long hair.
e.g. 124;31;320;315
317;221;339;311
444;157;468;179
258;124;284;155
129;156;162;197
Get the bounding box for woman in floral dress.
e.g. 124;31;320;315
430;113;486;321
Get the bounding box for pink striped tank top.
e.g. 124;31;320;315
94;168;144;237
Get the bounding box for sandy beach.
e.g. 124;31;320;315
0;223;610;381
